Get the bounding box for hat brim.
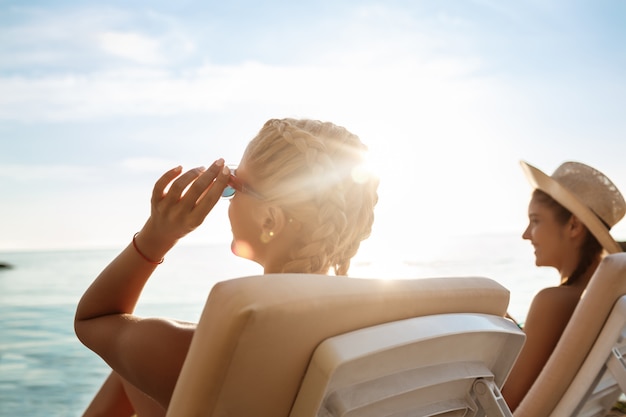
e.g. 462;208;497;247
520;161;622;254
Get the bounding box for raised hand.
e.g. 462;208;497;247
136;159;230;260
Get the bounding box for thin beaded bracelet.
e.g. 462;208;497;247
132;233;164;265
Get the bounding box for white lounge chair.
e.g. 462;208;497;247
291;312;524;417
514;252;626;417
166;274;525;417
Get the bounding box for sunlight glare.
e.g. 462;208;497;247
351;151;379;185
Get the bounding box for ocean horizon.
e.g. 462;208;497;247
0;233;553;416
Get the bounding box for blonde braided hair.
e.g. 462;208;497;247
242;118;379;275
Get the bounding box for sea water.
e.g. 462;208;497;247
0;234;553;416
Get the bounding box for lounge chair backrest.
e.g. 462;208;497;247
514;252;626;417
166;274;511;417
551;295;626;416
290;312;525;417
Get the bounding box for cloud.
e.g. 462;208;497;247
0;2;499;123
0;163;98;182
0;51;491;122
0;5;196;73
97;31;163;65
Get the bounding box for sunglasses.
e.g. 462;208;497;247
221;167;264;199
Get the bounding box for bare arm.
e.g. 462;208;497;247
82;371;135;417
83;371;168;417
502;286;579;410
75;160;230;408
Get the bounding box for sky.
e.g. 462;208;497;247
1;0;626;252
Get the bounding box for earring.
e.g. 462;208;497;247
260;230;275;244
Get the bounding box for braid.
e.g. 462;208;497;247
243;118;379;275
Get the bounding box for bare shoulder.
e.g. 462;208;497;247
526;285;581;335
530;285;581;312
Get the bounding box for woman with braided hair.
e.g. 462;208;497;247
74;118;379;416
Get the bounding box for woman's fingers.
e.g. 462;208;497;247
163;166;207;203
151;166;183;205
180;160;225;210
148;159;229;233
191;163;230;220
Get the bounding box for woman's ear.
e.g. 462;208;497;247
259;205;301;244
569;215;586;239
261;205;287;235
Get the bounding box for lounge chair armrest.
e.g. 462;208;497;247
608;347;626;393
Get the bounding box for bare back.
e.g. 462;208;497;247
502;284;583;410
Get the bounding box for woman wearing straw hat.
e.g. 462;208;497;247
502;161;626;411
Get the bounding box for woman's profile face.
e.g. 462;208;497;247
523;195;569;270
227;160;266;263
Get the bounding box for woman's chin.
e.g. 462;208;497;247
231;239;255;260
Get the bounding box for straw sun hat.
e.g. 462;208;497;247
520;161;626;254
